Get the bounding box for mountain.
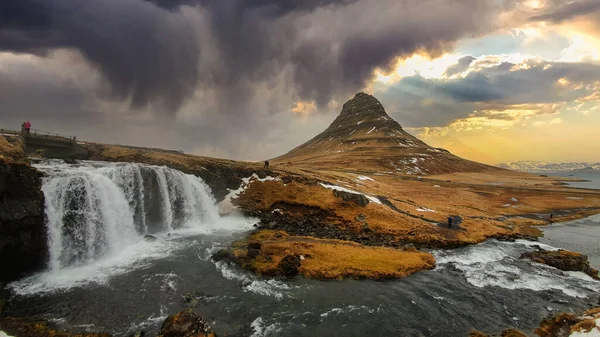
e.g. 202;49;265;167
497;161;600;172
272;92;502;175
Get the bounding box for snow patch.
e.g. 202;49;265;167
366;127;376;135
319;183;381;204
357;175;374;182
416;207;436;213
1;331;14;337
218;174;280;213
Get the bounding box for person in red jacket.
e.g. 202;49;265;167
24;121;31;134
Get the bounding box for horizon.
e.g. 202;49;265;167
1;0;599;164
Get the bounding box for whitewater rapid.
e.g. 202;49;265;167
11;160;255;294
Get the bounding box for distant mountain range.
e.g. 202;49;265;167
497;161;600;172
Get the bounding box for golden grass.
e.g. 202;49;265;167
0;136;24;161
571;319;598;334
234;230;435;280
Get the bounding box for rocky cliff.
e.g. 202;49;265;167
0;158;47;282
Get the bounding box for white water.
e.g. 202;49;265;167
10;160;253;294
434;240;600;298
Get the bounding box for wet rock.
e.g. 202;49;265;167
332;189;369;207
355;213;366;222
128;331;146;337
144;235;158;242
278;254;301;278
247;242;261;250
211;249;234;262
0;317;112;337
62;158;79;165
0;159;47;282
469;328;527;337
520;249;600;280
158;309;216;337
183;292;203;307
246;241;262;259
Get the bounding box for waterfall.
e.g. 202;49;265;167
37;161;220;270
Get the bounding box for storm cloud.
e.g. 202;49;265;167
2;0;593;160
0;0;511;114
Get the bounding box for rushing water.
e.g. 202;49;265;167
4;161;600;337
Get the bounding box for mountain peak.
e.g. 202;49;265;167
340;92;392;121
273;93;498;175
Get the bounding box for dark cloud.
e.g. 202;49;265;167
0;0;507;115
444;55;476;77
0;0;541;159
378;59;600;128
0;0;200;112
530;0;600;23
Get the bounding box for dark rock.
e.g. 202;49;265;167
355;213;366;222
211;249;234;262
183;292;205;307
158;309;216;337
144;235;158;242
521;249;600;280
62;158;78;164
278;254;301;278
282;176;293;184
247;242;261;250
0;159;47;282
332;189;369;207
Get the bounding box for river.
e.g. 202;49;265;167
3;161;600;337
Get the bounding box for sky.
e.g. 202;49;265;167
1;0;599;164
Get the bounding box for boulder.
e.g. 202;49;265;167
469;328;527;337
278;254;301;278
158;309;216;337
211;249;233;262
332;189;369;207
520;249;599;280
246;241;262;259
144;235;158;242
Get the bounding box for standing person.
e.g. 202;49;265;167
447;216;453;229
24;121;31;135
264;160;269;169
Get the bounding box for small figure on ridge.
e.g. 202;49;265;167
264;160;270;169
24;121;31;135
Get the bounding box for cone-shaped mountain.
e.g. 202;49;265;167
273;93;500;175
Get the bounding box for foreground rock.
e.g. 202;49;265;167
158;309;216;337
0;157;47;282
469;329;527;337
535;307;600;337
213;230;436;280
520;249;600;280
0;317;111;337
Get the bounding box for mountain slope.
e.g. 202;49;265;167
272;92;502;175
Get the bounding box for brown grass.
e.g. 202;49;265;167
0;136;24;161
233;230;435;279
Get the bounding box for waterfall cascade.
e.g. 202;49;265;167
36;160;220;270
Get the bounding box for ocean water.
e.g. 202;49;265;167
543;171;600;190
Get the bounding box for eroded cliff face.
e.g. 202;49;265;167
0;158;47;282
